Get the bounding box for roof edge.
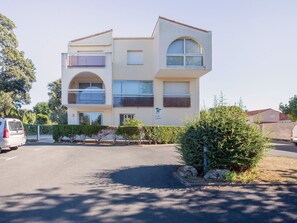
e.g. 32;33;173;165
70;29;113;43
152;16;210;37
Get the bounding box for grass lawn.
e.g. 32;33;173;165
256;156;297;183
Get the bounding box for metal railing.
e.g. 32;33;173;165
113;94;154;107
67;52;106;67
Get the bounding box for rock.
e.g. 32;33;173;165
178;166;198;178
204;169;231;181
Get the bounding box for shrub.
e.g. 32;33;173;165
178;106;270;173
52;125;108;142
122;118;143;127
116;126;142;141
143;126;185;144
36;114;49;124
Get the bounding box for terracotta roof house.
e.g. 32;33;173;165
61;17;212;126
246;108;292;123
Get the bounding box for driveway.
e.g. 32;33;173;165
270;141;297;158
0;144;296;222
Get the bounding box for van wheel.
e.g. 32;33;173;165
294;143;297;147
10;146;18;150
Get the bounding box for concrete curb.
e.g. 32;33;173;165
173;172;297;187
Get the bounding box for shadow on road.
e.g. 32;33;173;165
107;165;185;189
0;185;296;222
272;142;297;154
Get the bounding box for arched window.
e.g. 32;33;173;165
167;38;203;67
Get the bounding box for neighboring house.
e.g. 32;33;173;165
61;17;212;126
247;108;292;123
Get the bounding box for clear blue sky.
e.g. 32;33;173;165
2;0;297;111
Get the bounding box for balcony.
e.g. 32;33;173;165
163;94;191;107
64;52;106;68
68;88;106;104
113;94;154;107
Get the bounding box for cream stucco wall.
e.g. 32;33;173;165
62;17;211;126
113;38;154;80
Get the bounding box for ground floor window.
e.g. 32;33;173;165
79;112;102;125
119;114;135;125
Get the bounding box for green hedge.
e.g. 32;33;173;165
143;126;185;144
116;126;142;141
52;124;184;144
53;125;108;142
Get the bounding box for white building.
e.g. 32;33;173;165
61;17;212;126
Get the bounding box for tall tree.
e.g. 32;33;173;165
48;79;67;124
33;102;51;116
279;95;297;121
0;13;36;116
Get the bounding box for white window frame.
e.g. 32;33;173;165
127;50;144;65
167;38;203;67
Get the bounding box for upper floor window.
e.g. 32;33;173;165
113;80;153;107
167;38;203;67
127;50;143;65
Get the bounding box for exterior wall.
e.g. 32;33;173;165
62;18;211;126
61;53;113;106
153;18;212;77
113;39;154;80
249;110;281;123
67;107;113;126
260;122;297;140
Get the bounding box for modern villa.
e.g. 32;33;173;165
61;17;212;126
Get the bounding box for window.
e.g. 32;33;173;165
113;80;153;95
163;82;190;107
113;80;154;107
167;38;203;67
79;112;102;125
119;114;135;125
127;51;143;65
79;82;103;89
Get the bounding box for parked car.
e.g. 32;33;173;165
291;124;297;146
0;118;26;153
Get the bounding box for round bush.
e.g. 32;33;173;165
178;106;270;173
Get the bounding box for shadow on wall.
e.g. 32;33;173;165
0;171;297;222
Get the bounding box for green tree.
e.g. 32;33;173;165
279;95;297;121
33;102;51;116
0;13;36;116
48;79;67;124
36;113;49;125
21;110;36;124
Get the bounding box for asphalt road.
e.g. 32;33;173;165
270;141;297;158
0;144;296;223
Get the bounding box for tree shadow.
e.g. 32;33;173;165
0;185;297;222
272;143;297;153
103;165;186;189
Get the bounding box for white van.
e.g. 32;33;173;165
291;125;297;146
0;118;26;153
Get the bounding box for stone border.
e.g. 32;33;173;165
173;172;297;187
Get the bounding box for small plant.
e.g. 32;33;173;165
224;172;238;182
122;118;143;127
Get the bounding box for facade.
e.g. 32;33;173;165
247;108;291;123
61;17;212;126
